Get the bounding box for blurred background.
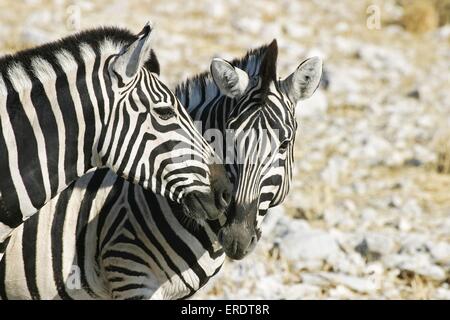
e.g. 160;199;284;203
1;0;449;299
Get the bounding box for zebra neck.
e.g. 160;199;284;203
177;76;236;139
0;54;106;223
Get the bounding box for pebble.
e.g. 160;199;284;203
318;272;379;294
429;242;450;265
383;253;447;281
279;228;340;262
296;89;328;119
284;284;322;299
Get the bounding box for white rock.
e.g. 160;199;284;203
260;23;282;40
324;207;357;230
24;10;52;27
413;145;436;164
296;89;328;119
320;156;348;189
335;22;349;33
383;253;447;281
398;234;428;255
283;24;312;38
358;45;412;74
294;259;324;272
438;25;450;39
300;273;331;287
327;251;365;276
364;233;397;256
205;0;227;18
429;242;450;265
319;272;378;294
389;195;403;208
343;200;357;212
328;285;357;299
416;115;434;128
399;218;412;232
279;228;340;262
273;215;311;239
435;287;450;300
333;36;360;56
284;284;321;299
327;65;368;101
361;207;377;221
231;17;262;34
348;134;396;167
253;275;285;298
24;0;42;5
262;206;286;236
383;287;401;299
366;262;385;276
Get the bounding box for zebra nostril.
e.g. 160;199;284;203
247;235;258;252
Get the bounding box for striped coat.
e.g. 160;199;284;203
0;24;231;257
0;41;323;299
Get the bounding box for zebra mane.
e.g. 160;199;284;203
175;41;275;101
0;26;160;80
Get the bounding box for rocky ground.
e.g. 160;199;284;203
1;0;449;299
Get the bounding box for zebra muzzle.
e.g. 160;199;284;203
217;224;258;260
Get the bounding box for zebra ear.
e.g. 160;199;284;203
280;57;323;103
210;58;249;98
113;22;153;81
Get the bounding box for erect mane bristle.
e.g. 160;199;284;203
175;41;276;99
0;26;160;76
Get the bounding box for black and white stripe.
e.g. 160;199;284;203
0;41;323;299
0;24;231;256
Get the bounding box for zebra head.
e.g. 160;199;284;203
99;24;231;221
213;40;323;259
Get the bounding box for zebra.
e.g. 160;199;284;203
0;23;232;258
0;40;323;299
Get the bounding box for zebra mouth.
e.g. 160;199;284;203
182;191;220;221
182;194;205;219
193;194;208;215
217;227;258;260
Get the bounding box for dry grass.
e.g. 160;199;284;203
400;0;439;33
397;0;450;33
397;272;440;299
433;128;450;175
434;0;450;26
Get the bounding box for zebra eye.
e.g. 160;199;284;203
279;140;290;152
153;106;176;120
